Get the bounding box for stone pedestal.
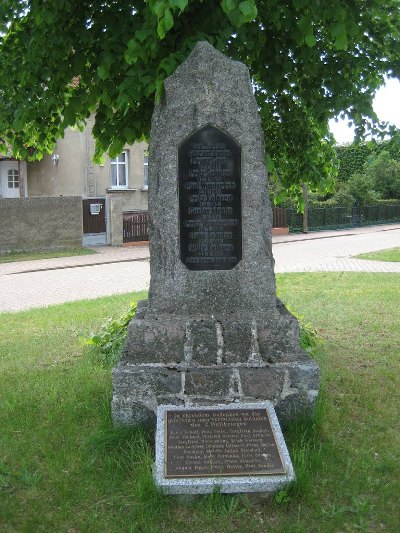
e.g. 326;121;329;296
112;299;318;426
111;42;319;427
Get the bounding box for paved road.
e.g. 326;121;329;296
1;224;399;313
273;224;400;273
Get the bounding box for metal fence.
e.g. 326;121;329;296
287;204;400;233
121;204;399;241
123;211;149;242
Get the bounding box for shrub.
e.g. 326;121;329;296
347;172;380;206
364;150;400;199
330;183;356;207
85;300;137;366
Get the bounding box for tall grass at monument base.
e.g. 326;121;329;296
1;274;399;532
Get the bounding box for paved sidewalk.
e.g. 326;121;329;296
0;224;399;312
273;223;400;273
0;244;149;276
0;245;150;313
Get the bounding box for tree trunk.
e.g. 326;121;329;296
302;182;309;233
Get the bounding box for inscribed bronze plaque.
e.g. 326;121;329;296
178;125;242;270
165;408;286;478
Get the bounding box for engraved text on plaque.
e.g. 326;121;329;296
165;408;286;478
178;125;242;270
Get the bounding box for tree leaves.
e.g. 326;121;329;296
305;33;316;47
0;0;399;200
124;39;143;65
221;0;257;27
148;0;188;39
97;65;109;81
334;32;348;51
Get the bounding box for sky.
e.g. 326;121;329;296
328;77;400;144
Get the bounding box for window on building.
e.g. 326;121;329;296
7;169;19;189
110;151;128;188
143;151;149;189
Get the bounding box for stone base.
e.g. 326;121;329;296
111;300;319;427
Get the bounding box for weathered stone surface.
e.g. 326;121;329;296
184;368;232;397
190;399;232;406
146;41;276;317
274;391;318;423
191;320;218;365
135;299;148;319
157;397;185;406
124;318;186;364
112;367;182;396
111;398;157;428
287;359;320;390
239;367;284;399
222;321;252;363
257;309;303;363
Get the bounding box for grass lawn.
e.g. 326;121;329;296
355;247;400;262
0;247;97;264
1;274;399;532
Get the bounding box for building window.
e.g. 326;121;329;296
143;151;149;189
7;169;19;189
110;151;128;188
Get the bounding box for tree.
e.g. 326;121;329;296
364;150;400;199
347;172;380;206
1;0;400;203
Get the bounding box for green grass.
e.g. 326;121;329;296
0;247;97;263
355;247;400;262
1;274;399;532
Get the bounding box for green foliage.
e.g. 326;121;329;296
318;138;400;206
299;320;322;359
285;306;323;358
85;300;137;366
335;142;374;182
347;172;380;206
364;150;400;199
373;198;400;206
328;183;356;207
275;489;291;505
1;1;400;202
336;133;400;182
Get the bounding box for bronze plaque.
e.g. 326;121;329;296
178;125;242;270
165;408;286;478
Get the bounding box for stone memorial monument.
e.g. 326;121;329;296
111;42;319;428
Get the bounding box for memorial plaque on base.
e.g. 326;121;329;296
165;408;285;477
155;402;295;495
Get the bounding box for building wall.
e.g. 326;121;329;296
23;122;148;246
27;123;149;214
0;197;83;253
27;128;87;197
103;141;149;213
